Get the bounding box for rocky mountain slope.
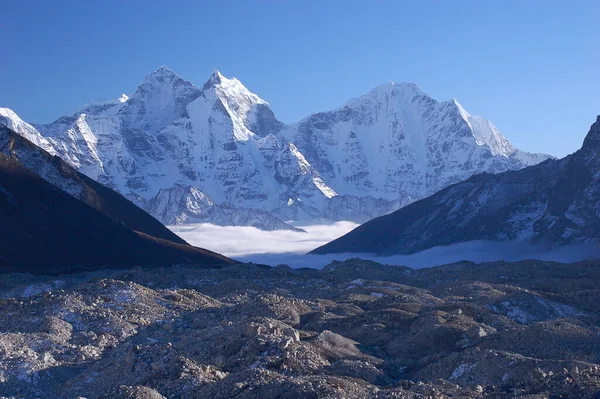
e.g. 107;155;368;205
0;125;234;274
0;68;550;229
313;116;600;255
0;258;598;398
0;124;187;244
146;184;305;232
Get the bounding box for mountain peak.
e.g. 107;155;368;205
391;81;428;97
133;65;196;89
344;81;430;111
155;65;176;75
210;69;224;80
0;108;58;155
125;67;201;132
0;107;21;124
450;97;468;114
394;81;423;91
141;65;187;85
202;69;269;109
581;115;600;152
132;66;198;97
369;81;429;99
203;69;227;90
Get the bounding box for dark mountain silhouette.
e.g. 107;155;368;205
0;126;235;274
0;124;187;244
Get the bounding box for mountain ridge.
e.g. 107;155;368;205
0;125;236;274
0;124;188;244
0;67;552;229
312;115;600;255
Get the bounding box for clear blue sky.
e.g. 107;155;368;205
2;1;598;157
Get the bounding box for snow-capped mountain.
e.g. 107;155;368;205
313;116;600;255
281;82;549;201
0;67;551;229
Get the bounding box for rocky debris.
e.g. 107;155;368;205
103;385;167;399
0;259;599;398
465;325;488;340
0;298;17;307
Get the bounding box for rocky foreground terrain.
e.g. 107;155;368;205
0;259;599;398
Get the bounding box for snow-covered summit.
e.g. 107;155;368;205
283;79;551;201
200;69;273;141
203;69;226;89
124;66;202;133
0;67;552;229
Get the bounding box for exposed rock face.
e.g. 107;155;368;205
313;116;600;255
0;67;550;229
145;184;305;232
0;258;598;398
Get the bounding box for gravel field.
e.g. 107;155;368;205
0;259;599;398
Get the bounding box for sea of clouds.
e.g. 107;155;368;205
170;222;600;269
170;221;359;258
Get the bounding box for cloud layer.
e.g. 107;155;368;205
169;221;359;258
170;223;600;269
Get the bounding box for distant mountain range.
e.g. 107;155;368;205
0;67;550;230
313;116;600;255
0;124;235;274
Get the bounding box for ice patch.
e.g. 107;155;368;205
450;363;475;380
534;296;585;318
505;305;533;324
347;279;364;289
111;288;138;303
